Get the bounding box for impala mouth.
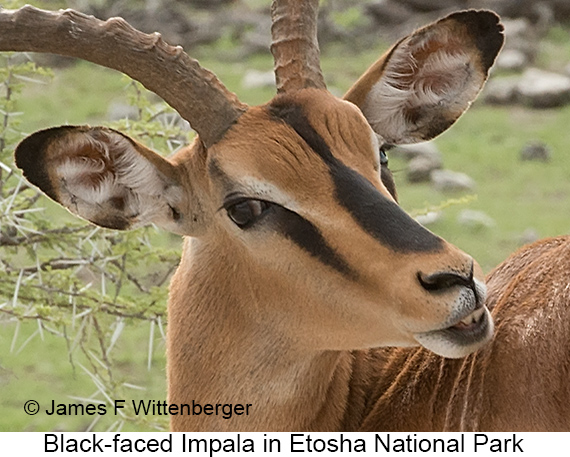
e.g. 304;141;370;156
451;306;487;331
414;306;493;359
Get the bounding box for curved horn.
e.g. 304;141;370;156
270;0;326;94
0;6;246;148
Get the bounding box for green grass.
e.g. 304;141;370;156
16;62;130;132
393;103;570;271
0;320;168;432
1;18;570;432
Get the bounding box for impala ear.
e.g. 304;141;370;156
344;10;504;144
15;126;196;235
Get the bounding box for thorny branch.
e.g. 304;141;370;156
0;51;182;431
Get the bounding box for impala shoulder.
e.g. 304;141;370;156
486;235;570;311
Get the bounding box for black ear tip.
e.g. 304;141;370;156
14;126;75;201
447;9;502;29
446;10;505;72
462;10;504;40
15;125;74;168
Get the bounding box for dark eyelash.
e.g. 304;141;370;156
222;192;247;208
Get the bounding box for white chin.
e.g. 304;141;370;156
414;307;494;359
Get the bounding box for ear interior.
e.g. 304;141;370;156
344;10;504;144
15;126;186;232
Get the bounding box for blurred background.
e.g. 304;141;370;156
1;0;569;431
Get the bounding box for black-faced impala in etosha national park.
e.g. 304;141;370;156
1;0;569;432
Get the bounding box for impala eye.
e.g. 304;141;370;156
226;198;271;229
379;145;392;166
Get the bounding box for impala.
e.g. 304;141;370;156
2;1;568;431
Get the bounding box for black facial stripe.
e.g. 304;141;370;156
269;205;356;279
269;102;443;253
208;153;355;278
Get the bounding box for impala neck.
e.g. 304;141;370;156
166;237;501;432
167;237;355;431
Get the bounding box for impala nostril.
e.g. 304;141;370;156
418;264;475;294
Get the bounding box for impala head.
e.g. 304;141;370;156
3;3;504;358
